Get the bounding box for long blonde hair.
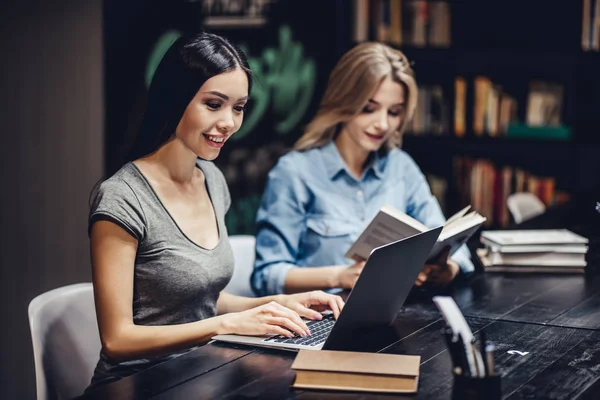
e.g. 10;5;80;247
294;42;418;151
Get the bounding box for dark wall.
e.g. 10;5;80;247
0;1;103;398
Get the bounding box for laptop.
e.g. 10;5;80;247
212;226;443;352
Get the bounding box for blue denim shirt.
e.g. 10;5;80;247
251;141;474;296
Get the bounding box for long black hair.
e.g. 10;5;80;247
127;31;252;162
90;32;251;207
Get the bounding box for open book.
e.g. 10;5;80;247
345;205;487;261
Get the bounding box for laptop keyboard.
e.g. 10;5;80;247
263;314;335;347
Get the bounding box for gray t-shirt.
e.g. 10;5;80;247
86;160;234;389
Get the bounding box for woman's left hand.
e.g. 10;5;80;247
415;247;460;288
276;290;345;321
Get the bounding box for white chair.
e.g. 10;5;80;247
224;235;257;297
507;192;546;224
28;283;101;400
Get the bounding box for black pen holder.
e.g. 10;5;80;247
451;372;502;400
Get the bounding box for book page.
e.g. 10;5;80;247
429;223;483;260
487;244;588;253
489;252;587;267
439;212;486;242
444;205;471;227
345;210;422;260
443;210;479;232
481;229;589;246
380;205;428;232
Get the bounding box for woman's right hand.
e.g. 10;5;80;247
220;301;311;338
334;261;366;289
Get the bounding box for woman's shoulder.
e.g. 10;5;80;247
196;159;225;182
95;163;139;195
384;147;420;171
89;164;147;240
196;159;231;209
271;147;322;174
90;163;147;216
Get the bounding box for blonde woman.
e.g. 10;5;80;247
251;42;474;296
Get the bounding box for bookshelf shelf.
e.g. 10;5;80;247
403;135;573;146
346;0;600;223
402;135;576;168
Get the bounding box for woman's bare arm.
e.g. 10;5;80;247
282;261;366;293
91;220;229;361
216;291;280;314
91;220;313;361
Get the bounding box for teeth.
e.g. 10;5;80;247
205;135;225;143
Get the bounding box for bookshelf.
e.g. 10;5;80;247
345;0;600;228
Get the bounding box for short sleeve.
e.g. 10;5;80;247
89;178;147;242
196;159;231;215
205;161;231;214
221;174;231;214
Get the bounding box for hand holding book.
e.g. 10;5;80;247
345;205;487;263
416;246;460;287
334;260;366;289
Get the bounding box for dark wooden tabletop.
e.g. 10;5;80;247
81;270;600;400
82;195;600;399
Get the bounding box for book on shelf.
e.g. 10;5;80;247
467;77;566;138
526;81;564;127
472;76;518;137
345;204;486;262
353;0;451;47
454;77;467;136
291;349;420;394
453;156;568;228
478;229;589;273
407;85;449;135
582;0;600;51
426;174;448;214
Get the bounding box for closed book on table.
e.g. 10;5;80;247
291;349;420;394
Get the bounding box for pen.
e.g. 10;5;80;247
479;329;489;376
457;332;475;377
442;327;463;375
470;340;484;378
485;343;496;376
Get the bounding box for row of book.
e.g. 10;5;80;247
454;157;570;228
426;174;448;214
462;76;519;137
464;77;564;137
478;229;589;274
406;85;449;135
406;77;566;138
582;0;600;51
353;0;451;47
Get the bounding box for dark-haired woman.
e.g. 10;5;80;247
86;32;343;390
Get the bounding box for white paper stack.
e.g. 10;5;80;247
477;229;589;273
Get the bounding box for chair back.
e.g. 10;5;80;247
28;283;100;400
507;192;546;224
224;235;257;297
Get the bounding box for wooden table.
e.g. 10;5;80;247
83;191;600;399
81;270;600;399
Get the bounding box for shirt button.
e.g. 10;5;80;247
357;190;363;197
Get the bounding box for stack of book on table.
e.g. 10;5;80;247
477;229;589;273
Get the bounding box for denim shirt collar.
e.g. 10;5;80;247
321;141;384;181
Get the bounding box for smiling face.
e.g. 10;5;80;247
175;68;249;160
337;75;406;154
